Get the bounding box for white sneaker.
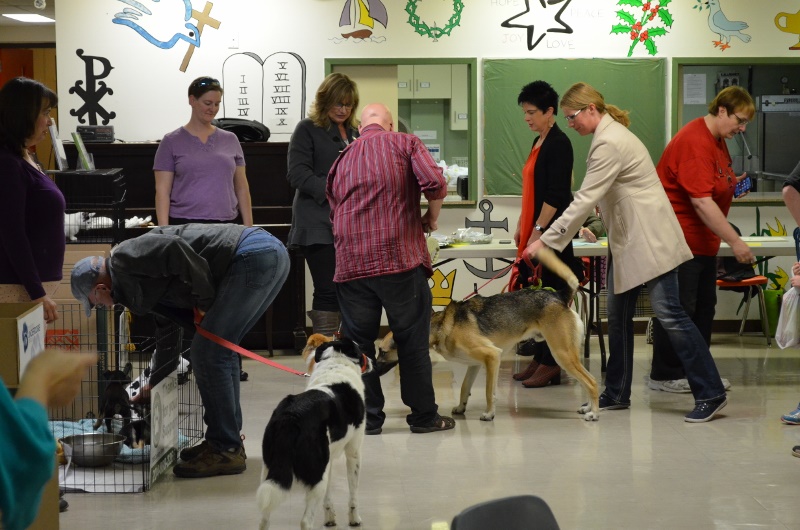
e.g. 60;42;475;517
677;378;730;392
647;378;692;393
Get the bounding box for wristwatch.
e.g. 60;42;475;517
534;224;544;233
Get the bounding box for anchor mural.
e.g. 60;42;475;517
463;200;510;280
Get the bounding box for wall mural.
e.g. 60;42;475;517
774;9;800;51
334;0;388;42
611;0;673;57
428;199;512;306
69;49;117;126
405;0;464;41
694;0;751;51
220;52;307;141
501;0;573;51
111;0;221;71
753;211;789;291
464;200;511;280
430;269;457;307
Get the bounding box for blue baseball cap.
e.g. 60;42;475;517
71;256;103;317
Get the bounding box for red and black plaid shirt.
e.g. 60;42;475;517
326;123;446;283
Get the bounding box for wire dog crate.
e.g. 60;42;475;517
54;168;126;244
597;286;656;319
48;304;203;493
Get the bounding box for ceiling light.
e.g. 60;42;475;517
2;14;55;23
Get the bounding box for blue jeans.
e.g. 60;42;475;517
190;229;290;451
336;266;439;428
605;257;725;405
651;255;718;380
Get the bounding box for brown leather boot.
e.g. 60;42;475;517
512;358;540;381
522;364;562;388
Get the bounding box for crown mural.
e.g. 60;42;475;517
430;269;457;306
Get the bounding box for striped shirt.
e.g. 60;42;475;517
326;123;447;283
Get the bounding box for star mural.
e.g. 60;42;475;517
501;0;573;51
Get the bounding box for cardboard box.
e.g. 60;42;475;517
27;468;60;530
0;302;45;387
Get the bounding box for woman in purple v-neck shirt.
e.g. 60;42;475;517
0;77;64;324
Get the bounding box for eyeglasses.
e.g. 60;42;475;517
565;108;584;122
192;77;221;89
733;113;749;126
333;103;354;110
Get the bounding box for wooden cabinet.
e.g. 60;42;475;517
398;64;452;99
450;64;469;131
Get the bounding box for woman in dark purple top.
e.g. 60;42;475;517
0;77;64;323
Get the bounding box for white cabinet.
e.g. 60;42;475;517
398;65;452;99
450;64;468;131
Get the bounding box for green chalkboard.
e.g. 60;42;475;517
484;59;666;196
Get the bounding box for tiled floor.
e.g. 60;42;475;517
60;333;800;529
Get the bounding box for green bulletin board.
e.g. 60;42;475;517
483;59;666;195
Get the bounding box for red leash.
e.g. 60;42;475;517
462;259;520;300
194;309;309;377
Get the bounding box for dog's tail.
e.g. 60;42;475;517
536;246;580;303
258;415;297;519
256;477;290;524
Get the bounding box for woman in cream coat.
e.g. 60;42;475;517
525;82;728;423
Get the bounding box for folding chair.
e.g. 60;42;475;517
716;275;771;346
451;495;560;530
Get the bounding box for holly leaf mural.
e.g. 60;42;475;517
644;37;657;55
617;10;636;24
658;8;674;27
611;0;673;57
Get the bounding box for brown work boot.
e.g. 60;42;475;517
173;446;246;478
179;440;210;461
181;437;247;462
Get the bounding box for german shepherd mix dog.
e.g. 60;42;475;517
379;248;599;421
257;339;373;530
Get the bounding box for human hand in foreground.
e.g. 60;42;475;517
16;349;96;408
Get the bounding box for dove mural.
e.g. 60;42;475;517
112;0;200;49
705;0;751;51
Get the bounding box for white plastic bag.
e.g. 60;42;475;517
775;286;800;349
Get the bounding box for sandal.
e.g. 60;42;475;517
410;415;456;434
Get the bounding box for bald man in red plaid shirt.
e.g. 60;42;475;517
326;103;455;434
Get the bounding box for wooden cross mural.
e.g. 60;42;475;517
180;1;222;73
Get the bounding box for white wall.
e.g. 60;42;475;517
52;0;800;320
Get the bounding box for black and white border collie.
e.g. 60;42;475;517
257;338;373;530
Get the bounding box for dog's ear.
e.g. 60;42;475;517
103;370;113;380
314;342;332;363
